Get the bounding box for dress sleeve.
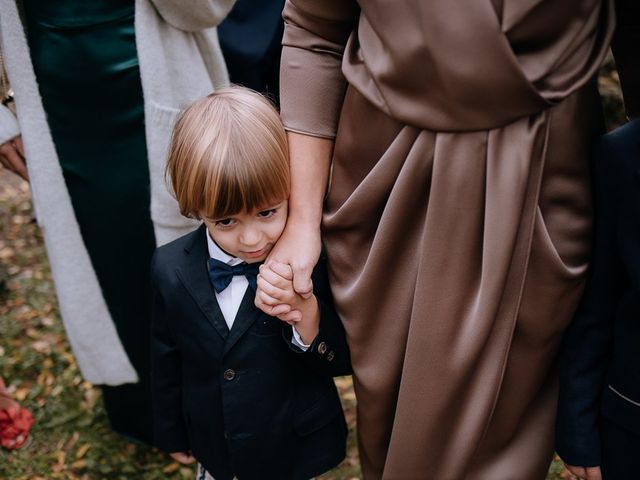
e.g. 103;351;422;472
279;0;360;138
149;0;236;32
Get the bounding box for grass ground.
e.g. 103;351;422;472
0;66;624;479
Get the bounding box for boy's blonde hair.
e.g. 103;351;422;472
167;86;290;220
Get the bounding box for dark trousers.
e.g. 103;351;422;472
601;417;640;480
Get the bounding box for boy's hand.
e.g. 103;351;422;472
257;261;320;344
170;451;195;464
257;261;300;308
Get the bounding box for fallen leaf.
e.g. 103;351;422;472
76;443;91;459
163;462;180;473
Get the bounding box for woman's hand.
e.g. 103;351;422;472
267;220;321;299
254;131;333;315
0;135;28;181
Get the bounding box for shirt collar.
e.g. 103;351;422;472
206;228;244;266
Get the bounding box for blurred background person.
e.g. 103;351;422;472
218;0;284;105
0;0;234;444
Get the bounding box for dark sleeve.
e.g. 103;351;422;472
279;0;360;138
283;256;352;377
555;135;625;467
612;0;640;118
150;253;189;453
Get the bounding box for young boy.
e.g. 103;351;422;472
151;87;350;480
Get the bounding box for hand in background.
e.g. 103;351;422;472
565;464;602;480
0;135;28;181
170;451;195;465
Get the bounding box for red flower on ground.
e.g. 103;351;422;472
0;377;35;450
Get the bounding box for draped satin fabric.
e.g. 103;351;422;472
280;1;614;478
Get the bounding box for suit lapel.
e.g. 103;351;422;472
224;287;261;355
176;225;230;341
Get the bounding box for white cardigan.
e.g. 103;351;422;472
0;0;233;385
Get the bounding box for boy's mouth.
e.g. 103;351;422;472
242;246;269;259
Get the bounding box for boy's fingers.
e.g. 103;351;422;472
257;277;293;304
269;303;294;316
257;267;290;290
278;310;302;323
257;289;285;307
254;294;290;316
268;261;293;280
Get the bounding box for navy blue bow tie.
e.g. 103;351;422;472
207;258;260;293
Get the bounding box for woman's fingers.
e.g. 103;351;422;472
291;264;314;299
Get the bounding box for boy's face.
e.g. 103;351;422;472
203;200;288;264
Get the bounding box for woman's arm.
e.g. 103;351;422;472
261;0;358;302
266;132;333;298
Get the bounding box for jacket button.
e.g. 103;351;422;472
223;369;236;381
326;351;335;362
317;341;327;355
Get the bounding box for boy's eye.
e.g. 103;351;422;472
215;218;235;227
257;209;276;218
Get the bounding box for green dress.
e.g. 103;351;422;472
24;0;155;444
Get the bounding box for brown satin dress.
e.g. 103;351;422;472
279;1;615;479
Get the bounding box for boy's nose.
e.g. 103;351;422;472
240;226;262;246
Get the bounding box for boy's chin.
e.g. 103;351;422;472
243;258;265;264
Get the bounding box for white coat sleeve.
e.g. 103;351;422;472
149;0;236;32
0;103;19;145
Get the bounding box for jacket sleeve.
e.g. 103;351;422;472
0;103;19;145
555;134;626;467
150;254;189;453
149;0;236;32
612;0;640;118
284;256;352;377
279;0;359;138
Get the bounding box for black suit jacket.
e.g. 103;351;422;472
151;225;350;480
556;119;640;466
